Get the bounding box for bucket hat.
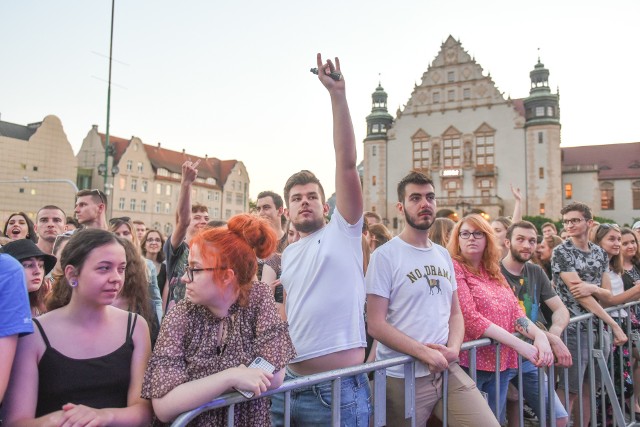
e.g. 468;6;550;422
0;239;57;275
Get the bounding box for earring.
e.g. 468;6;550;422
69;279;78;288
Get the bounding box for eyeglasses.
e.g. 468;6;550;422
459;230;485;240
184;264;227;281
109;217;131;225
146;238;162;243
562;218;585;226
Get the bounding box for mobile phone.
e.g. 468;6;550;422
234;357;276;399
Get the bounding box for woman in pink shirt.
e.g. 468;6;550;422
447;214;553;423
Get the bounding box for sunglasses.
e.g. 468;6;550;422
109;216;131;225
88;189;107;205
599;223;620;231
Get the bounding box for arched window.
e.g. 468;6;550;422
600;182;614;210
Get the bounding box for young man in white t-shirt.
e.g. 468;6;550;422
270;54;370;426
366;171;497;426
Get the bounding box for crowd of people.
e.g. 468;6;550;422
1;53;640;427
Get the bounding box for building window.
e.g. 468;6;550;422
226;192;232;203
412;137;430;170
207;191;213;200
539;168;544;179
225;209;231;219
475;134;495;166
444;179;460;199
447;71;454;82
157;168;168;177
372;146;377;157
535;106;545;117
538;132;543;144
155;201;161;213
547;106;554;116
540;203;545;215
164;202;171;214
140;200;146;212
119;177;126;190
141;180;148;193
164;223;173;236
231;180;236;190
463;88;470;100
214;192;220;201
213;207;220;218
565;183;573;200
235;193;243;205
33;166;38;171
130;199;136;211
156;183;162;194
433;92;440;104
119;198;125;210
165;185;172;196
372;176;377;186
137;162;143;173
443;137;461;168
131;179;138;192
126;160;133;172
153;222;161;231
447;90;455;102
600;182;614;210
633;181;640;210
19;188;24;193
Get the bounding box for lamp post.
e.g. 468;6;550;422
98;163;119;219
103;0;115;190
456;200;472;218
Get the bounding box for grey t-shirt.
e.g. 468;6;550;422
500;262;557;327
164;237;189;313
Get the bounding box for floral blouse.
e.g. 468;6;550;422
142;281;296;426
454;260;525;372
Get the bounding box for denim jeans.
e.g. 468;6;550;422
270;368;371;427
511;359;568;421
465;367;517;424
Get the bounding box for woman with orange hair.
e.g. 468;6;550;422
141;214;295;426
447;214;553;424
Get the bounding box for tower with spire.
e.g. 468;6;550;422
523;55;562;218
363;81;394;221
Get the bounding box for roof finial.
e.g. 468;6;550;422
537;47;541;63
378;72;381;86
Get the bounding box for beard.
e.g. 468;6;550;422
510;246;532;264
404;208;434;231
293;216;325;234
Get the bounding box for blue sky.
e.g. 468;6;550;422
1;0;638;199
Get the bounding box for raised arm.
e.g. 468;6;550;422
316;53;362;225
170;160;200;249
510;184;522;223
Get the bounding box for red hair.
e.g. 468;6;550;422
447;214;507;285
189;214;276;306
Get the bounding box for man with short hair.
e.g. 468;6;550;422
34;205;66;254
552;202;627;426
501;220;571;427
270;54;371;425
74;189;108;230
255;190;287;253
541;222;557;238
132;220;147;243
366;171;497;426
163;160;209;312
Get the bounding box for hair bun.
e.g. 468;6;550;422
227;214;277;259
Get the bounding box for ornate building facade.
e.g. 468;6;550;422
363;35;563;232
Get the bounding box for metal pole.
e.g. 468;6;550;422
103;0;115;190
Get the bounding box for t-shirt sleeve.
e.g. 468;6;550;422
0;256;33;337
453;261;492;340
365;249;393;298
532;265;556;302
331;207;364;238
250;282;296;371
141;303;190;399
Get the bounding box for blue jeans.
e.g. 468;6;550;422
465;368;517;424
511;360;568;421
270;368;371;427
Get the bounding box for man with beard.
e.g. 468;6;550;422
34;205;66;254
270;54;371;426
500;220;570;427
365;170;497;426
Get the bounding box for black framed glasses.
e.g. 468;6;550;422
184;264;227;281
562;218;585;226
109;216;131;225
459;230;485;240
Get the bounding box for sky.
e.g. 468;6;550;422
1;0;638;201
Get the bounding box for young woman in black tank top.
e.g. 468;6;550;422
1;229;152;426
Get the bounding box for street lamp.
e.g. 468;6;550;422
98;163;119;218
456;200;472;217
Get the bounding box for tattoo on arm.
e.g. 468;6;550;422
515;317;531;334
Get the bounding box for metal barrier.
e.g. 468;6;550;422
170;301;640;427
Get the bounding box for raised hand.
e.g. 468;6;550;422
316;53;345;93
181;159;200;186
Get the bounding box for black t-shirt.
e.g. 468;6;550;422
500;261;557;328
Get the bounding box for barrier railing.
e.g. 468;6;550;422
170;300;640;427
